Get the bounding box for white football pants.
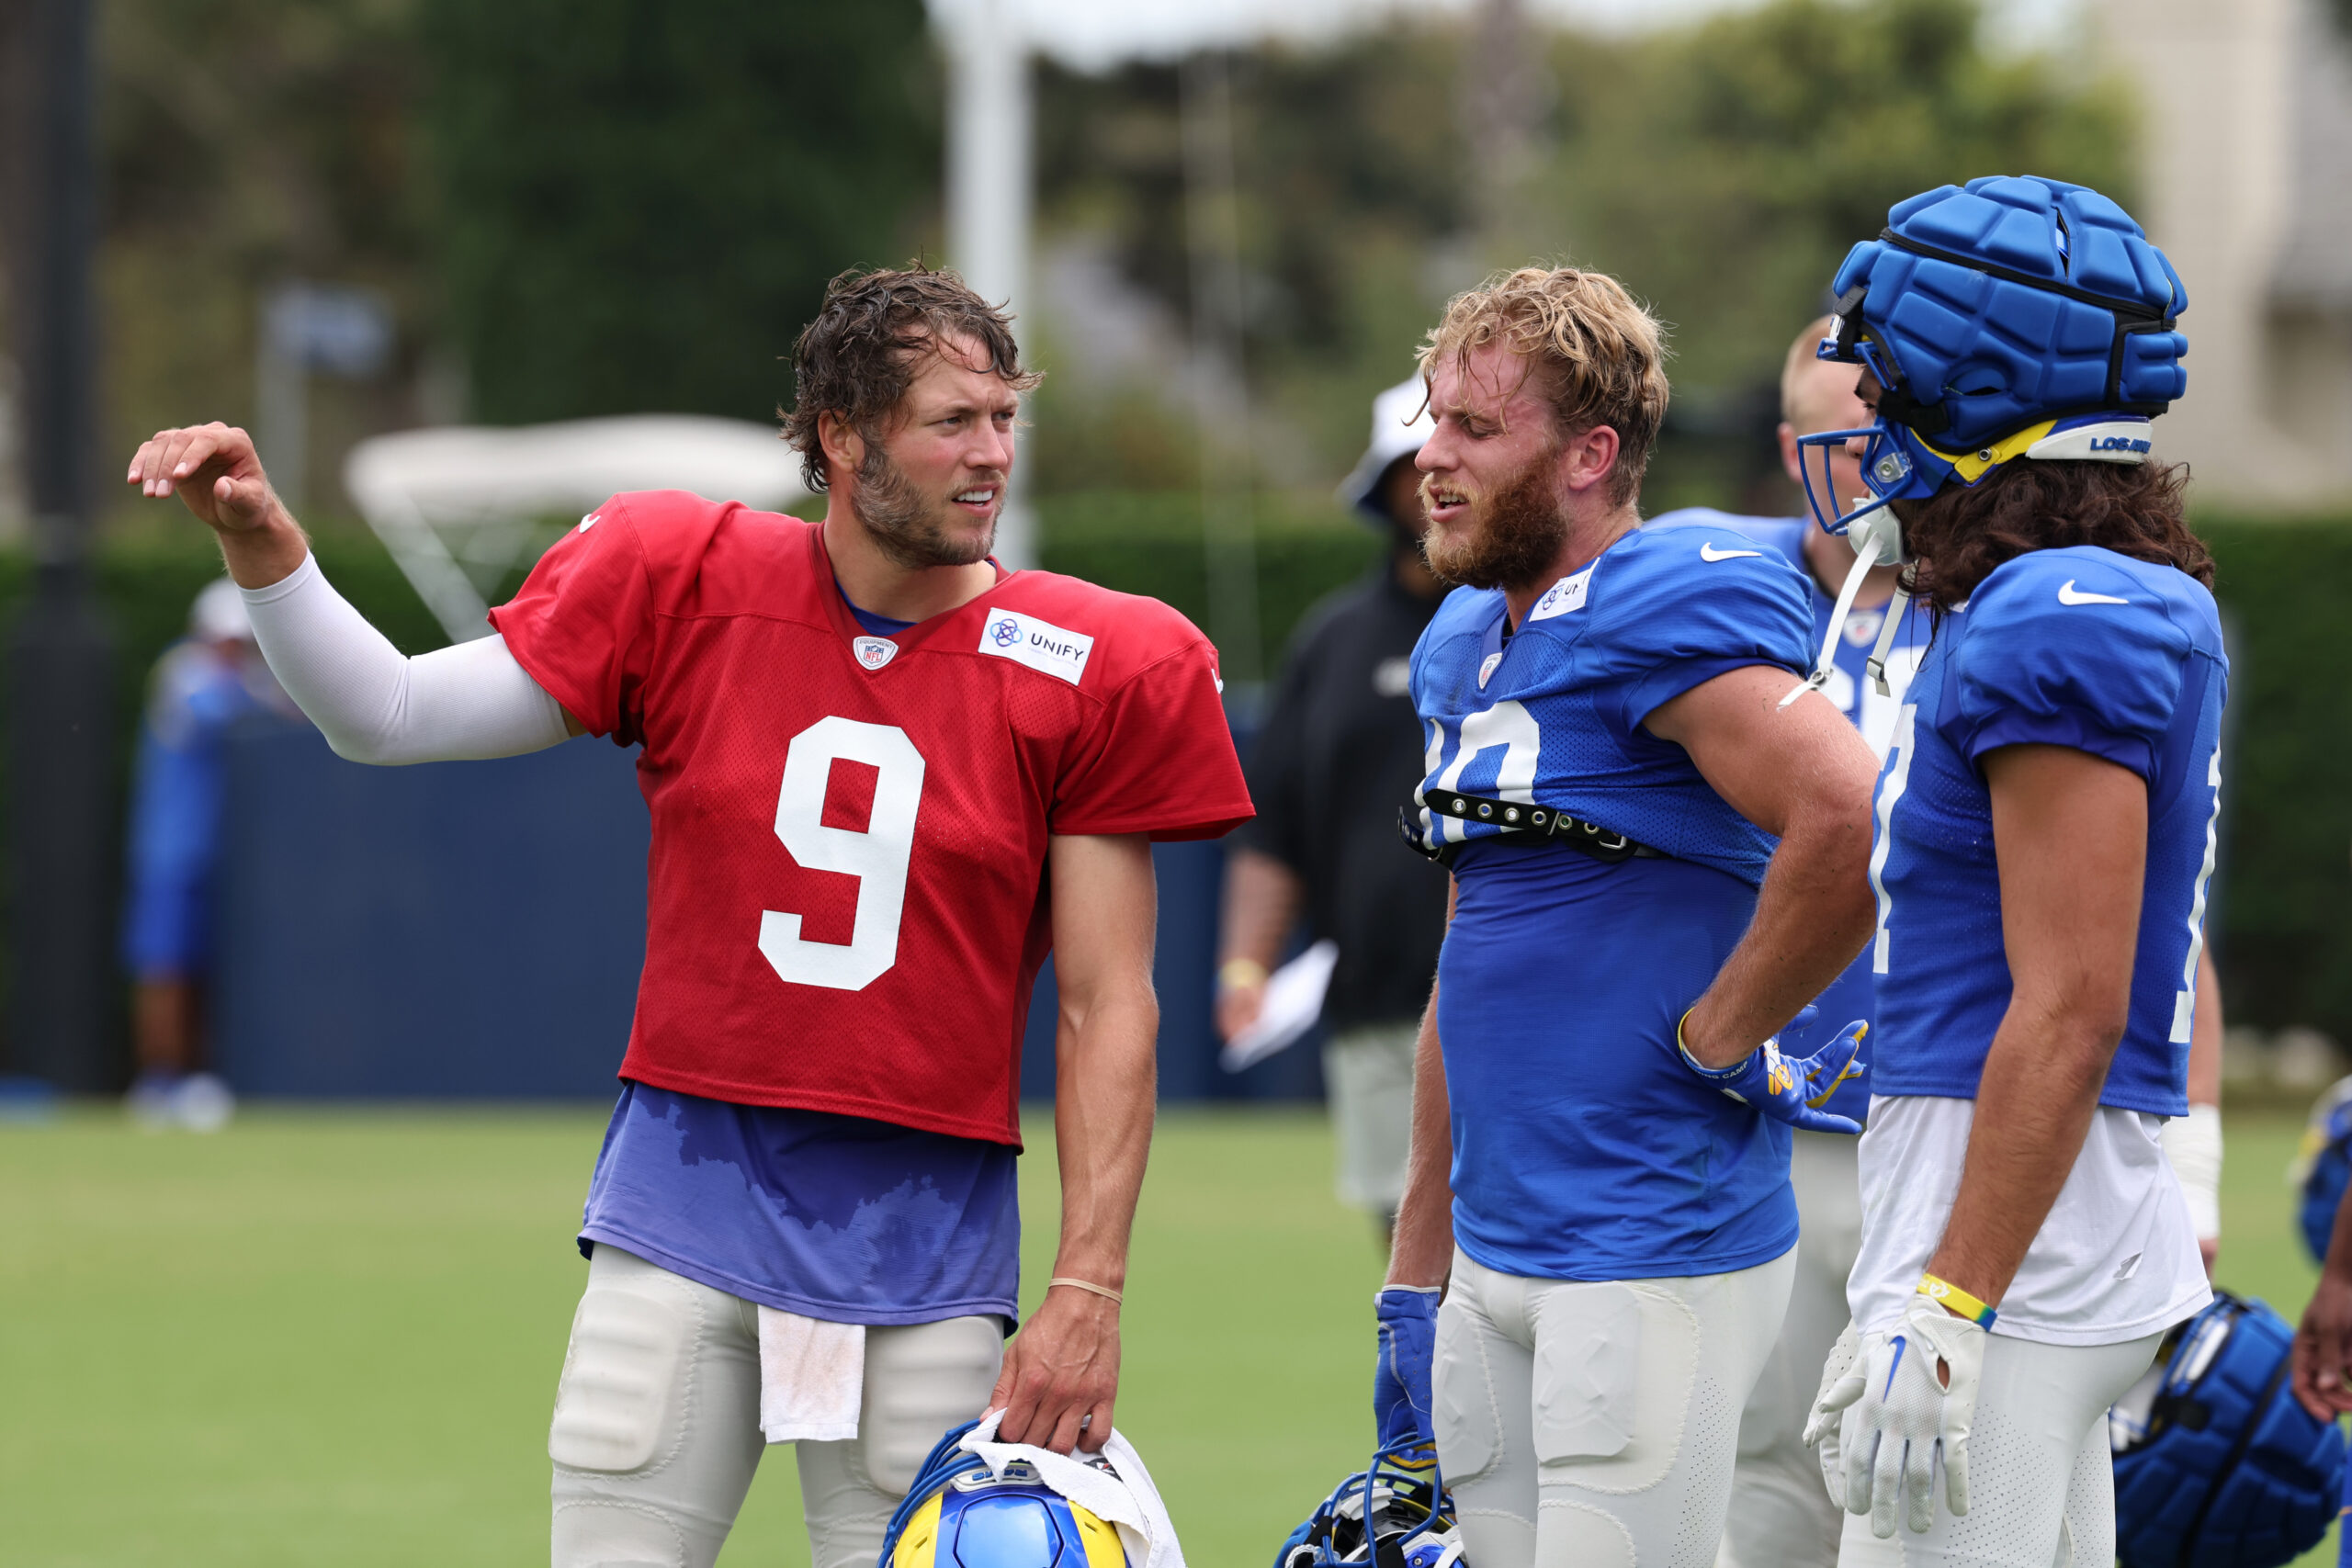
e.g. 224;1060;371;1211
548;1245;1002;1568
1831;1330;2162;1568
1324;1023;1418;1216
1719;1132;1864;1568
1434;1244;1797;1568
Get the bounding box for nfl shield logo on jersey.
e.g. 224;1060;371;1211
854;636;898;671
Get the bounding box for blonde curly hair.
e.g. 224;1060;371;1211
1419;266;1670;507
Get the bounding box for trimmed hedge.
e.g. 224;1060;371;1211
2;502;2343;1073
2198;518;2352;1043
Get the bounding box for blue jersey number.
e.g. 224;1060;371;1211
1868;704;1919;975
1421;700;1543;847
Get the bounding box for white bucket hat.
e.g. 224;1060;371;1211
1336;376;1436;525
189;577;253;643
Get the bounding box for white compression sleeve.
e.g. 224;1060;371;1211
239;552;573;765
2160;1102;2223;1243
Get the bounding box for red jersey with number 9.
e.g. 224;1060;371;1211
489;491;1251;1145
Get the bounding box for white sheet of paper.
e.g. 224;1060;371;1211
1218;939;1340;1074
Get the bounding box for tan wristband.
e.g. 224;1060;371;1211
1047;1276;1124;1304
1217;958;1270;992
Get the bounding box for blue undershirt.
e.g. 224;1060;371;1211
575;579;1022;1327
841;591;915;637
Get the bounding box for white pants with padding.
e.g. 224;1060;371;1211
1831;1330;2161;1568
548;1245;1001;1568
1720;1131;1864;1568
1434;1244;1797;1568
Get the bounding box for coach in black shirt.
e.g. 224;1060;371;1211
1216;378;1453;1239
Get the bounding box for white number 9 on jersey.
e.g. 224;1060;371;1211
759;716;926;991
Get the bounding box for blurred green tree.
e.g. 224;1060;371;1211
419;0;936;425
94;0;427;484
1535;0;2134;457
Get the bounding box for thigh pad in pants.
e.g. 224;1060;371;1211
549;1247;763;1568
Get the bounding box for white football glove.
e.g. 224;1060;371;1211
1815;1296;1986;1537
1801;1318;1862;1508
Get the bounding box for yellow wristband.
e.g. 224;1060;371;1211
1917;1273;1997;1327
1218;958;1270;992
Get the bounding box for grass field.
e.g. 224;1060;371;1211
0;1105;2335;1567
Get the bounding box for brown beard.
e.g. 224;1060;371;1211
1421;451;1568;592
853;442;997;570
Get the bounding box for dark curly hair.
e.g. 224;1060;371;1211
1898;457;2213;614
780;265;1042;492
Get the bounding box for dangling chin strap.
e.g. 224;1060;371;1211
1778;504;1905;710
1864;580;1913;697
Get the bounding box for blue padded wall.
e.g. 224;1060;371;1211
213;723;650;1099
214;721;1322;1102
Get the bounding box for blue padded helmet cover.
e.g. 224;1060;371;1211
1833;175;2188;452
2111;1293;2346;1568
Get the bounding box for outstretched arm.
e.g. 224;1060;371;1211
128;423;578;763
1645;664;1880;1067
990;831;1159;1454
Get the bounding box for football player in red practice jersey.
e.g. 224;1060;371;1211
127;266;1251;1568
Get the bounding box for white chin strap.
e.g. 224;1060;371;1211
1778;505;1911;710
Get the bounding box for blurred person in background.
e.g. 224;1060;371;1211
1652;326;1925;1564
120;577;300;1132
1215;376;1453;1244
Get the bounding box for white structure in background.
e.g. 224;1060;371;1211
936;0;1039;568
344;416;809;644
255;281;395;513
2093;0;2352;508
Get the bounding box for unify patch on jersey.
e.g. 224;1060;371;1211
853;636;898;671
1527;564;1595;623
977;610;1095;684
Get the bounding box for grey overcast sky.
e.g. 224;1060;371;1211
927;0;2086;70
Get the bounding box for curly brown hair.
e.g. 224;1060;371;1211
780;265;1042;492
1898;457;2214;614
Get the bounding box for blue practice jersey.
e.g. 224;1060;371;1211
1412;523;1815;1280
1649;510;1937;1122
1871;546;2226;1114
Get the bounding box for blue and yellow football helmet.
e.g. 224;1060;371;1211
881;1422;1126;1568
2110;1292;2345;1568
1795;174;2187;539
1273;1438;1461;1568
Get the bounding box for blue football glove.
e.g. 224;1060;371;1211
1678;1008;1867;1135
1374;1286;1441;1449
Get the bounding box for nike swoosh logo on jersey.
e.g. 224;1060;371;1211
2056;580;2129;606
1699;543;1761;561
578;512;600;531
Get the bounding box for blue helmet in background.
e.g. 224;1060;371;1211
1798;175;2188;537
2109;1292;2346;1568
2291;1076;2352;1263
882;1422;1127;1568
